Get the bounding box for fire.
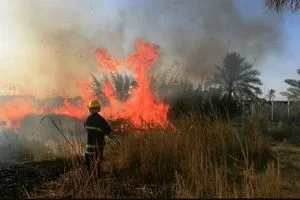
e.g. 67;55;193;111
0;97;42;130
100;40;169;127
0;40;169;130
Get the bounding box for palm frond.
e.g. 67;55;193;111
266;89;276;101
284;79;300;88
286;87;300;99
212;51;262;101
239;77;263;86
266;0;300;12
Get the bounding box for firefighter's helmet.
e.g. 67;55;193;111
88;99;101;109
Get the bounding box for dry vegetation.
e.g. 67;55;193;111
28;114;282;198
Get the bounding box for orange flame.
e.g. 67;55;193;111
0;40;169;130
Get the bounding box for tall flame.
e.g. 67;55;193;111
0;40;169;130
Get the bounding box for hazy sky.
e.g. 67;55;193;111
0;0;299;100
257;6;300;100
235;0;300;100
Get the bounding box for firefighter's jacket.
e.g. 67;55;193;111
84;112;111;155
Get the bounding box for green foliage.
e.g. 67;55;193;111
265;0;300;12
282;69;300;99
212;51;262;102
267;89;276;101
267;122;300;144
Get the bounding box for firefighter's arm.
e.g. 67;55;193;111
99;116;111;135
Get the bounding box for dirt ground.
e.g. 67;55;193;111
0;159;71;199
271;142;300;198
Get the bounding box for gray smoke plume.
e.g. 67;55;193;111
0;0;283;98
117;0;283;81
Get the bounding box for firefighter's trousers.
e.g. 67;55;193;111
84;141;105;170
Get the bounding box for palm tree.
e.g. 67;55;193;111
283;69;300;99
267;89;276;120
265;0;300;12
280;91;292;118
279;68;300;119
212;51;262;104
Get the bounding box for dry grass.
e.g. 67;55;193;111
271;142;300;197
32;115;281;198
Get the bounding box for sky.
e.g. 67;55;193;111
257;7;300;100
0;0;299;100
262;13;300;100
235;0;300;100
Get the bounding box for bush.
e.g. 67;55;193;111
267;122;300;143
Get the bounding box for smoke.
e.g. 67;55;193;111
117;0;283;81
0;0;106;98
0;115;85;161
0;0;283;98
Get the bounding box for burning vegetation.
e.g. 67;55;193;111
0;40;169;131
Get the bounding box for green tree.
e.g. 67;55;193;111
267;89;276;120
279;69;300;119
283;69;300;99
267;89;276;101
265;0;300;12
212;51;262;104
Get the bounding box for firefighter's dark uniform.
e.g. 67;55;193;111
84;112;111;169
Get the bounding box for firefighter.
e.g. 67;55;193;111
84;99;111;170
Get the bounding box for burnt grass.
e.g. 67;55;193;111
0;159;72;199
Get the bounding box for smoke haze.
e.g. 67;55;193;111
0;0;283;98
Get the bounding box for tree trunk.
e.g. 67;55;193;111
242;100;245;127
226;85;233;118
271;101;274;121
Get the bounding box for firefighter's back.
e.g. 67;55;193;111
84;112;111;159
85;113;104;144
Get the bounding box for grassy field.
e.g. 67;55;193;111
2;112;300;198
17;113;289;199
